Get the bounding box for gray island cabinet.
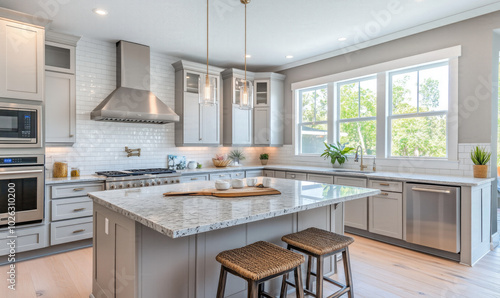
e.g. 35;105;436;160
88;178;379;298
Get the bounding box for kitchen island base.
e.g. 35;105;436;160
92;203;343;298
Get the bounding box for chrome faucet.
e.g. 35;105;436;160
354;145;368;171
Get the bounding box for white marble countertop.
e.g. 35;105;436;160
88;177;380;238
181;164;494;187
45;175;106;185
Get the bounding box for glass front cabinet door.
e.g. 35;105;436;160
254;80;269;106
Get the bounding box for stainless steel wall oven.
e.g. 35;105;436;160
0;155;44;226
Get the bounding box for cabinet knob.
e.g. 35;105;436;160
69;134;74;137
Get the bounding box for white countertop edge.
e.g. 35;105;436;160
89;188;380;239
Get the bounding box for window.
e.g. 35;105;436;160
297;85;328;154
388;62;449;158
337;76;377;155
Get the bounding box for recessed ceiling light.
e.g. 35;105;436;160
245;54;251;58
338;37;347;41
92;8;108;16
285;55;294;59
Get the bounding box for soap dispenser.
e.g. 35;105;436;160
372;159;376;172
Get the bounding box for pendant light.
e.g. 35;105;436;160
239;0;253;110
202;0;216;105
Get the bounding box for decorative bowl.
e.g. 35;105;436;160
212;158;231;168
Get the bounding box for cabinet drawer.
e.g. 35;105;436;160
274;171;286;178
369;180;403;192
0;225;47;255
210;173;232;180
51;196;93;221
50;217;93;246
263;170;275;177
245;170;263;178
51;183;104;199
232;171;245;179
307;174;334;184
180;174;209;183
335;176;367;188
286;172;308;180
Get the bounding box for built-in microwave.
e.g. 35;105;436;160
0;102;41;148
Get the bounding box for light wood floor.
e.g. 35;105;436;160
1;234;500;298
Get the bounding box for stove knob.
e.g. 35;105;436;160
145;182;150;186
133;183;137;187
110;185;117;189
127;183;132;188
140;183;144;187
175;179;180;183
164;180;169;184
118;184;124;189
151;181;156;186
157;180;162;185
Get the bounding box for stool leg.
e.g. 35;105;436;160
279;273;288;298
306;255;312;291
216;267;228;298
316;255;324;298
258;282;264;298
293;265;305;298
343;248;354;298
248;281;259;298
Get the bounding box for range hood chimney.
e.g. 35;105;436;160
91;41;179;124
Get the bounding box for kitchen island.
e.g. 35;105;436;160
88;177;379;298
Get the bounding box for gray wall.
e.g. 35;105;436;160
279;11;500;145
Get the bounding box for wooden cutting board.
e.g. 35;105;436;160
163;186;281;198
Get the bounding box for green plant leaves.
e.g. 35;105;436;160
470;146;491;165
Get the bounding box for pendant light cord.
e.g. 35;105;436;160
206;0;209;86
244;2;247;94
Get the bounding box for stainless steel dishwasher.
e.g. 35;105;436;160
405;183;460;253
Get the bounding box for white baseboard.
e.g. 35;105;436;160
491;232;499;250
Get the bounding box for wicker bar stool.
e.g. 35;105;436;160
216;241;305;298
280;228;355;298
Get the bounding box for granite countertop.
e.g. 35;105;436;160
45;175;106;185
88;178;380;238
178;165;264;175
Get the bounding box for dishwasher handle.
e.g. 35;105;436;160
411;187;451;194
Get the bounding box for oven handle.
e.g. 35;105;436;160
0;169;44;175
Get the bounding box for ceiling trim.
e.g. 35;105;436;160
271;2;500;72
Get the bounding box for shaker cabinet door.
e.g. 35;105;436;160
45;71;76;144
0;20;44;101
183;92;201;144
254;108;269;145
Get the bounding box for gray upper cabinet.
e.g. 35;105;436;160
221;68;254;146
44;31;80;146
173;60;223;147
0;19;45;101
253;72;285;147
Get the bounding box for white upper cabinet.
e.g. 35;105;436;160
221;68;254;146
173;60;223;147
44;32;79;146
252;72;285;147
0;19;45;101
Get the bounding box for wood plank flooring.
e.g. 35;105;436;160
1;234;499;297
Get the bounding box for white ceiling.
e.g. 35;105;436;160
1;0;500;71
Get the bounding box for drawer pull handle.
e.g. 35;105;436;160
72;229;85;234
379;183;390;186
191;178;198;180
380;192;389;196
73;208;86;212
73;188;84;191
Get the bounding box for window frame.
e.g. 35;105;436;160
296;84;329;156
387;61;450;159
335;75;378;156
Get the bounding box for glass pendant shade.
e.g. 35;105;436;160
201;75;216;105
239;81;253;110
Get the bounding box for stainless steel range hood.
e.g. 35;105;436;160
91;41;179;124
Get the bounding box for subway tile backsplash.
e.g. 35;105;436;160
45;37;491;178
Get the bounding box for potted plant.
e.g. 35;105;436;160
260;153;269;165
228;149;246;166
471;146;491;178
321;142;355;167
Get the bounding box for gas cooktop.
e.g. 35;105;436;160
96;168;176;177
